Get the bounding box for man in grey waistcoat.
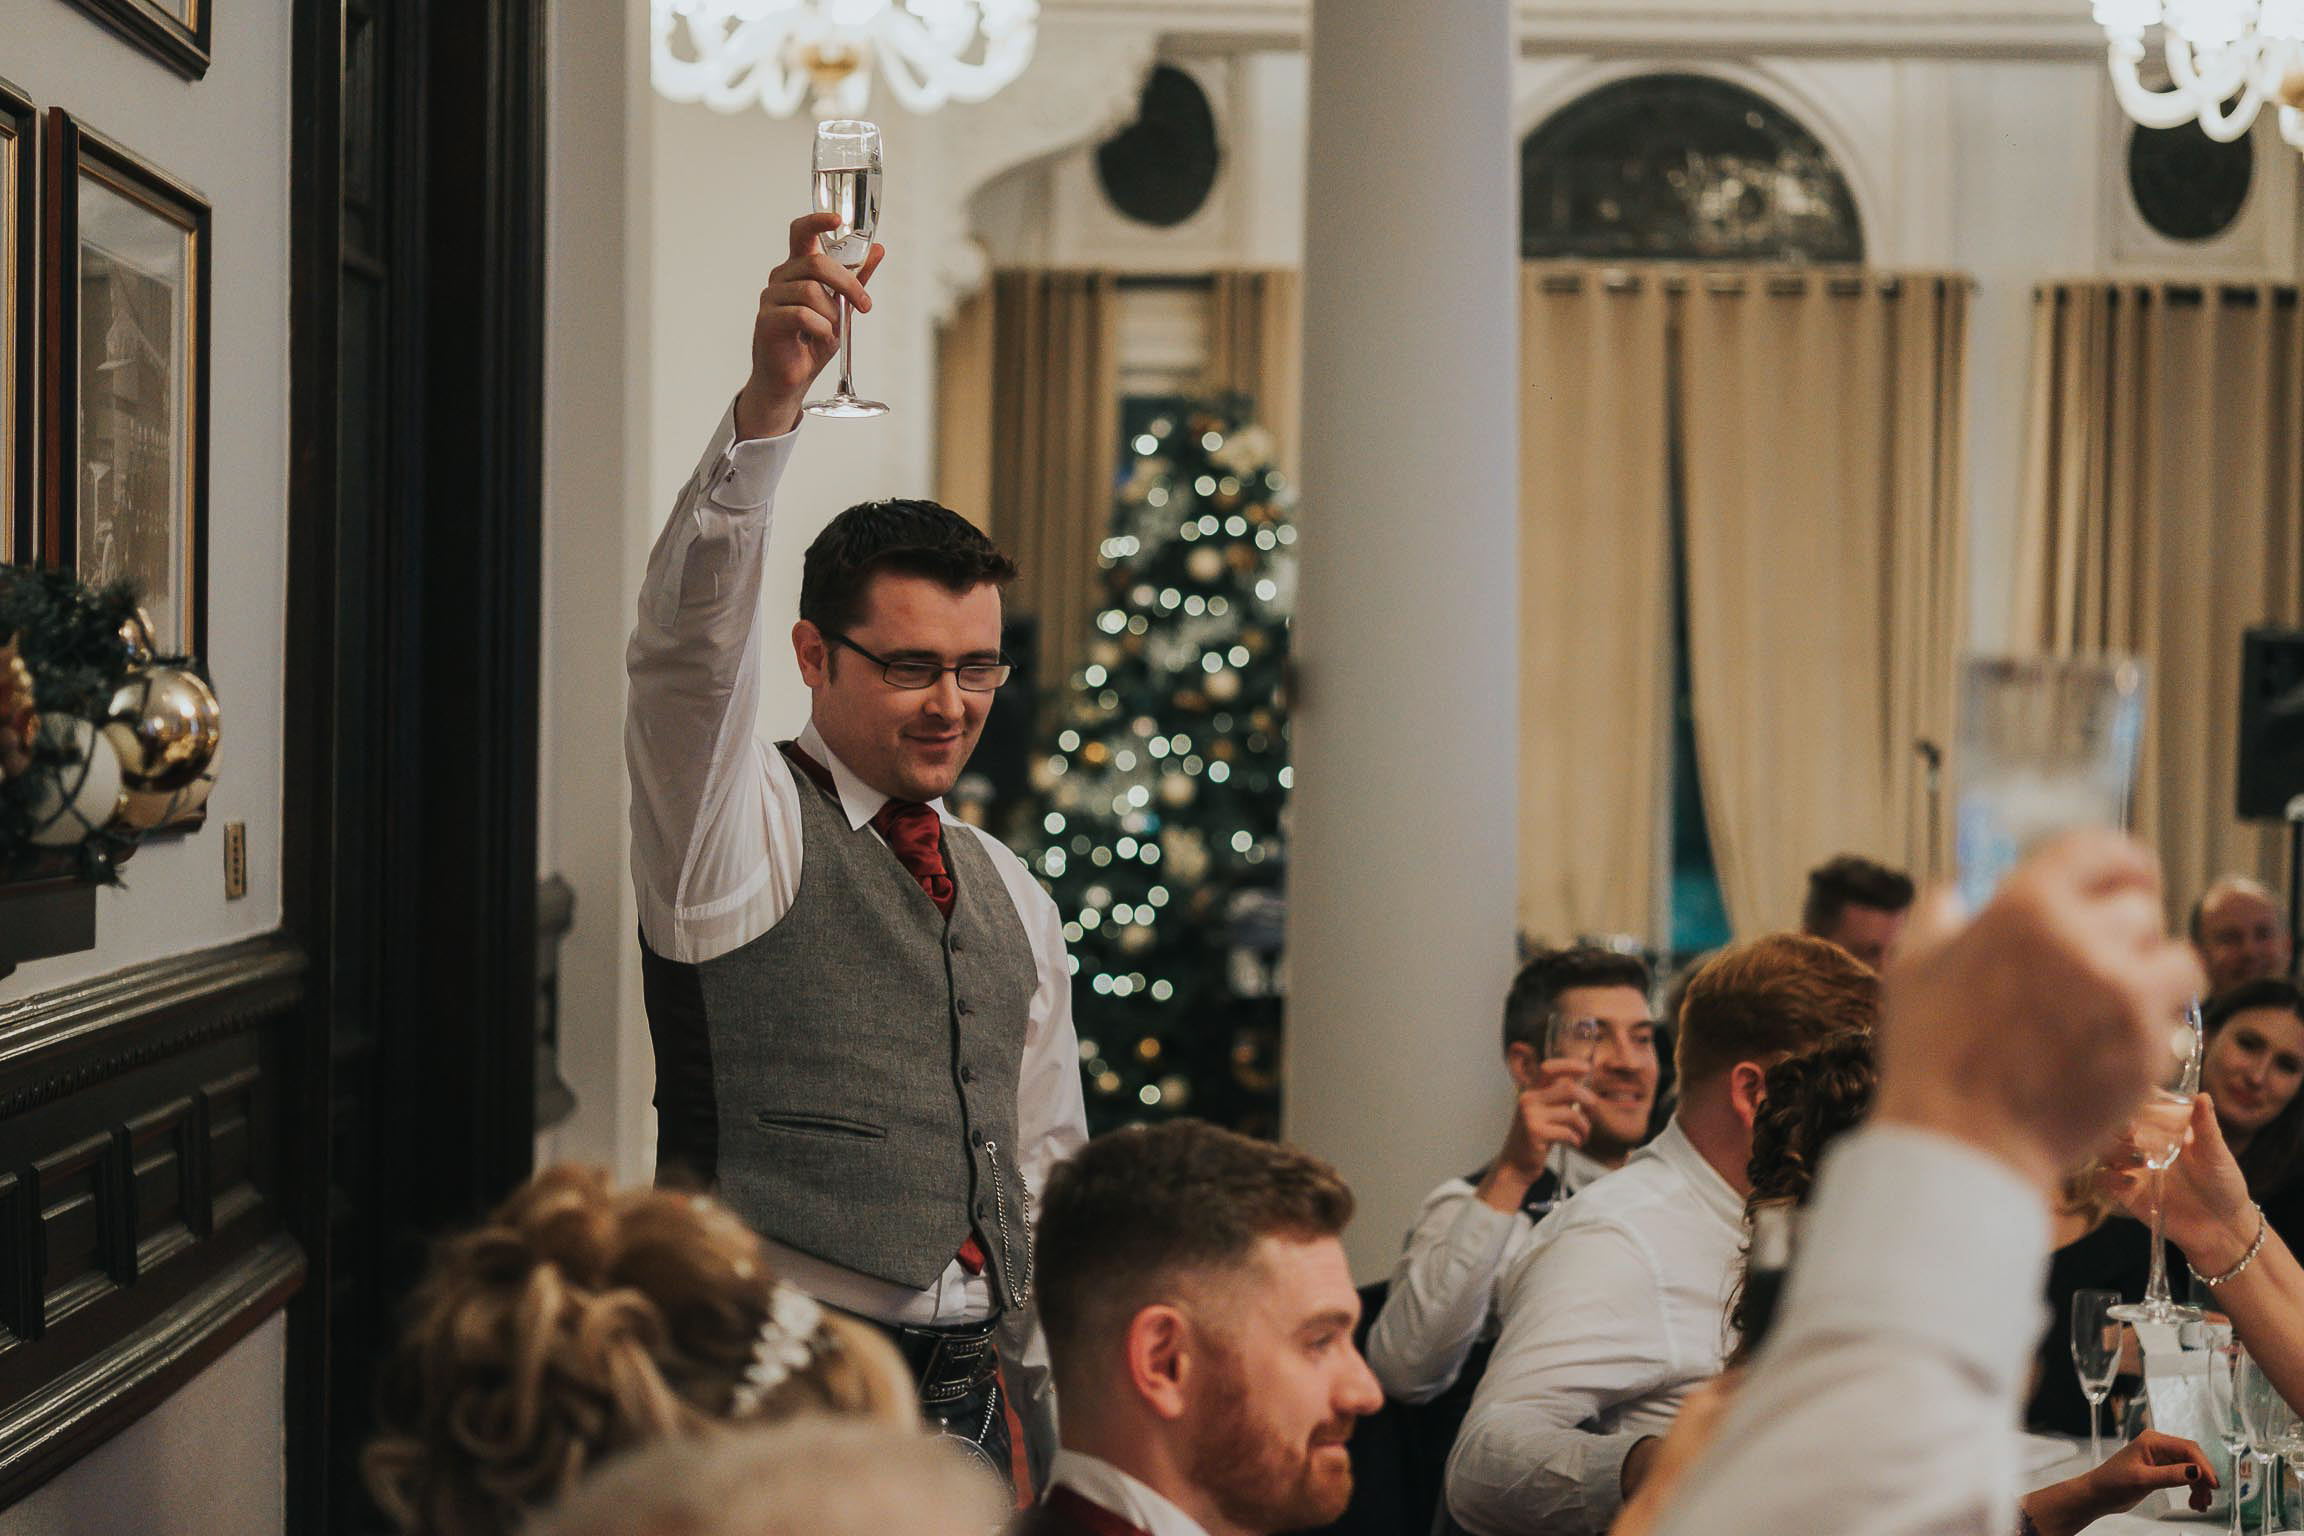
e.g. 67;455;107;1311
625;212;1088;1496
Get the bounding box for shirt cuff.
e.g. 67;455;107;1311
1441;1188;1522;1266
692;395;800;511
1780;1124;2049;1392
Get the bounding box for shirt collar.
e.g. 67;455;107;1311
1048;1451;1212;1536
796;719;950;833
1558;1144;1614;1193
1634;1117;1748;1233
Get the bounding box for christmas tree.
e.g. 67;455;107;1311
1019;398;1297;1136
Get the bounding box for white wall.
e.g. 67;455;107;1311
3;7;292;1526
3;0;291;999
8;1314;285;1536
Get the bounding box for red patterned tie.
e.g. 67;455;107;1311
871;799;956;919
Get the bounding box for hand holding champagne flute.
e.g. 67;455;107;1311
804;119;887;419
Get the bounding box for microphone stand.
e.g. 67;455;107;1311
1915;739;1944;885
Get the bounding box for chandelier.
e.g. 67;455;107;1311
652;0;1040;118
2092;1;2304;148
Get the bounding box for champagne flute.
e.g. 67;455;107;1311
2215;1341;2254;1536
2071;1288;2123;1468
2240;1352;2295;1536
803;119;887;419
2110;999;2206;1326
1527;1013;1601;1207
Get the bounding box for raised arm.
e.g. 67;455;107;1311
624;216;882;961
1648;832;2205;1536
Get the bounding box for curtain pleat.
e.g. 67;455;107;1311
984;270;1119;692
1516;268;1672;943
2017;283;2304;914
1207;270;1303;482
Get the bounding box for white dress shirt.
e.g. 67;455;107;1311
1365;1147;1612;1403
1445;1119;1744;1536
623;402;1089;1349
1651;1125;2050;1536
1047;1451;1211;1536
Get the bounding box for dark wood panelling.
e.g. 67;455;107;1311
0;936;305;1507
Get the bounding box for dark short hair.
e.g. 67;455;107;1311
2206;980;2304;1201
1503;945;1654;1053
797;499;1019;640
1676;933;1877;1089
1800;855;1916;936
1036;1121;1353;1373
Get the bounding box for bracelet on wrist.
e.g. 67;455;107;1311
2187;1204;2269;1289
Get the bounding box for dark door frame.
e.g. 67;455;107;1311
283;0;545;1524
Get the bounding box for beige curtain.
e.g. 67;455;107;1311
1677;272;1971;936
977;270;1120;692
1206;270;1302;481
2016;282;2304;910
935;286;996;529
1518;268;1673;943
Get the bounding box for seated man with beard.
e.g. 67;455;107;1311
1012;1120;1386;1536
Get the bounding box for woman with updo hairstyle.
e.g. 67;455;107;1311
1724;1034;1878;1367
362;1164;916;1536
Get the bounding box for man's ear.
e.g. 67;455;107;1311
794;620;829;688
1122;1303;1196;1422
1727;1060;1769;1132
1504;1041;1542;1091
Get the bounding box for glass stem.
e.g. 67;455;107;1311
836;294;857;399
2146;1165;2173;1312
2091;1396;2103;1467
2233;1450;2246;1536
2265;1452;2280;1536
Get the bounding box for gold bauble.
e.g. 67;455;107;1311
118;608;158;669
1079;740;1111;767
103;666;223;792
114;767;216;832
0;633;37;779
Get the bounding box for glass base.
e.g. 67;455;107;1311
803;392;889;419
2108;1297;2204;1325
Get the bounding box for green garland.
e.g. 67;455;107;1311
0;567;156;884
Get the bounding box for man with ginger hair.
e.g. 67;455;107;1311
1012;1119;1386;1536
1445;934;1878;1536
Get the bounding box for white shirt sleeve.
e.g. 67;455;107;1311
1650;1126;2050;1536
1366;1180;1525;1403
624;402;805;963
1446;1221;1675;1536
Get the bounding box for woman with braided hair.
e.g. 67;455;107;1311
363;1164;920;1536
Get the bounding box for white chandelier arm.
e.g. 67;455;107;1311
2105;37;2225;126
874;7;1038;111
2164;33;2273;138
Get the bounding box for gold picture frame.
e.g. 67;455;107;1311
41;110;209;658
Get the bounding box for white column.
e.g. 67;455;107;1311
1284;0;1520;1277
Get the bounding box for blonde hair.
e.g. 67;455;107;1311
528;1418;1007;1536
363;1165;914;1536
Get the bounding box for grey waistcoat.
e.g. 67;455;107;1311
691;749;1038;1306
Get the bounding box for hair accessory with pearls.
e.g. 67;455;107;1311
729;1282;828;1415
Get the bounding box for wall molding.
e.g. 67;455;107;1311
1043;0;2103;57
0;1234;301;1506
0;937;307;1119
0;933;305;1511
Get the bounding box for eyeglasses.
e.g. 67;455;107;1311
826;632;1013;692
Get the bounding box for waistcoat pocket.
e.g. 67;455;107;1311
754;1110;888;1141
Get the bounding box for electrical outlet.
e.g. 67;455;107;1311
223;821;248;900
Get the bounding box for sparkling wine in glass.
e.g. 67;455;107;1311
2071;1288;2123;1468
2112;1000;2207;1327
803;119;887;420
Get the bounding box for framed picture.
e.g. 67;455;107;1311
42;110;209;659
1;78;31;565
56;0;211;82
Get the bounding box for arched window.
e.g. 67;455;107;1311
1521;73;1863;263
